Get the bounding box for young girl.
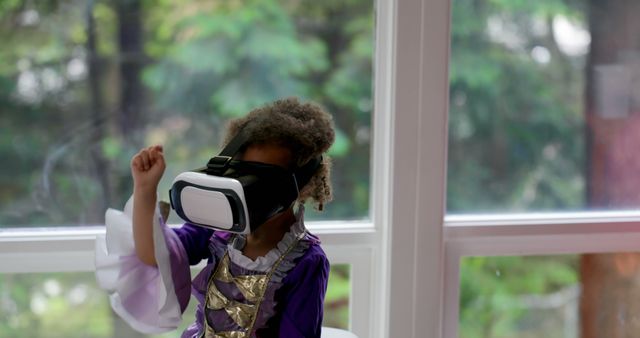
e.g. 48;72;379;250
95;98;335;338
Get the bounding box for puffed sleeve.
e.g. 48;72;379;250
95;195;201;334
277;247;330;338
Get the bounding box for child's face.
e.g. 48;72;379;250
241;143;293;170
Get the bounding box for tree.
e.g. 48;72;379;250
580;1;640;337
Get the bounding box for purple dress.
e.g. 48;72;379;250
95;197;329;338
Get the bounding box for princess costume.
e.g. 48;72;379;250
95;197;329;337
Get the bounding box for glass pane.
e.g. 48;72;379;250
460;256;579;338
0;0;373;227
324;264;351;330
460;254;640;337
0;265;350;336
448;0;640;213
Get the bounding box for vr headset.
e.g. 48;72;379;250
169;131;321;234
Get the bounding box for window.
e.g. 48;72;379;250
0;0;381;337
445;1;640;337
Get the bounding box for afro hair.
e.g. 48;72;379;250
222;97;335;210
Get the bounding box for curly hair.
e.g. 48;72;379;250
222;97;335;210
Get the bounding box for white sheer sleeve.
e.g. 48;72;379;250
95;195;191;334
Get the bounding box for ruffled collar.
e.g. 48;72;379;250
227;205;307;272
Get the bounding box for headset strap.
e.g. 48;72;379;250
205;131;250;174
204;129;322;184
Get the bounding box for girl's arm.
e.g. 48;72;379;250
130;145;166;267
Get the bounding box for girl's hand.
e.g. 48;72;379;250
131;145;166;190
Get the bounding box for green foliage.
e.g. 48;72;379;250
0;272;114;337
448;0;586;213
460;256;578;338
142;0;328;118
324;265;351;330
328;128;351;158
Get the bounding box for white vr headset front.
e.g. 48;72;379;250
171;171;249;233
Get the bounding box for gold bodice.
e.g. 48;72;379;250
202;233;305;338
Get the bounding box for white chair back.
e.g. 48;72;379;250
321;327;359;338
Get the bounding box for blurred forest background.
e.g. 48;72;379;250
3;0;640;337
0;0;372;227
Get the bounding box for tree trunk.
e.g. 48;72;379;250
581;1;640;337
87;0;111;220
110;1;147;337
116;0;145;147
